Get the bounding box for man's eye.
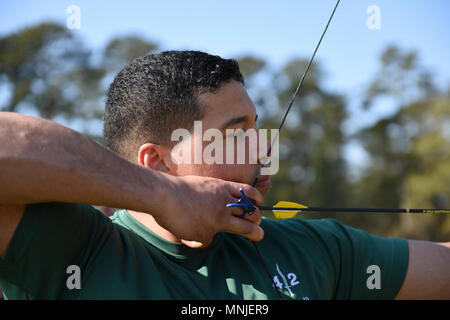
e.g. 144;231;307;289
234;130;246;137
226;130;243;138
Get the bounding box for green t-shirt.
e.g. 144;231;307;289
0;202;409;299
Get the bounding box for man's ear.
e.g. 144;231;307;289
137;143;177;174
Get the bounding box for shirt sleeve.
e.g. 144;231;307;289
0;202;114;299
280;218;409;299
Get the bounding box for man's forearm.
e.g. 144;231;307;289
0;112;169;213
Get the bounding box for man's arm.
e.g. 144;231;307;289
395;240;450;299
0;112;170;210
0;112;264;256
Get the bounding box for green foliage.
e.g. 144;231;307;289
352;47;450;241
254;58;349;215
363;45;437;109
235;56;266;79
103;35;158;73
0;23;105;119
0;23;158;138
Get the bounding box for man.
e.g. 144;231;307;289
0;51;449;299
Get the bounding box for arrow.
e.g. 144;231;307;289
260;202;450;219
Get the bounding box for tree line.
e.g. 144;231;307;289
1;23;449;241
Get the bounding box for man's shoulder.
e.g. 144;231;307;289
261;216;344;236
24;201;104;218
0;202;119;299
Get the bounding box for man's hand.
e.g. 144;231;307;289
154;175;264;247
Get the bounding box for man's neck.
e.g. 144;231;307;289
127;210;182;243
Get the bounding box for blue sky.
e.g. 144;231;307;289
2;0;449;91
1;0;449;167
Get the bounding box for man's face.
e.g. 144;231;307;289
171;80;272;196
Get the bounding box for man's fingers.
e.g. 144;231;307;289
233;184;264;206
224;216;264;242
229;206;262;225
246;208;262;225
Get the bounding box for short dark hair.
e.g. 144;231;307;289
103;50;244;161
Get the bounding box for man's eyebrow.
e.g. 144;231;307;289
220;114;258;130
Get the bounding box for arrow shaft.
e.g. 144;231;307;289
259;206;450;214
